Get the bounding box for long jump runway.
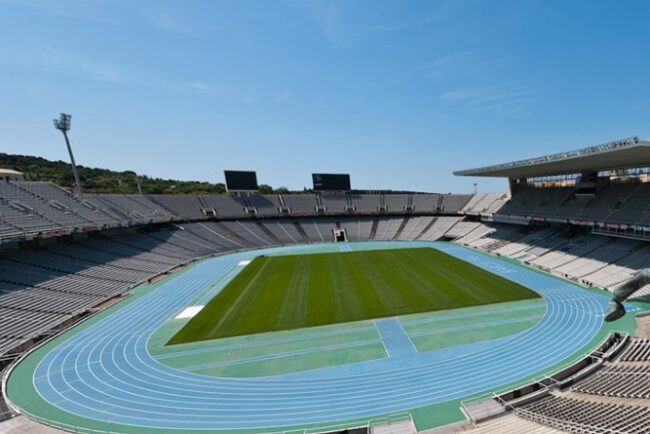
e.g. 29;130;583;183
10;242;611;431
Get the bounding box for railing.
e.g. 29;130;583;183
0;297;147;433
7;402;412;434
461;332;619;418
0;408;15;422
513;406;631;434
4;330;412;434
297;411;412;434
3;404;123;434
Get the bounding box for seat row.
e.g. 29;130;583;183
0;216;478;356
1;180;478;244
520;395;650;434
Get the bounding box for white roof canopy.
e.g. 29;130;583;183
454;137;650;178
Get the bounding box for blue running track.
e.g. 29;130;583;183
26;242;611;430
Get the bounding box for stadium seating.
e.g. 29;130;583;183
620;339;650;362
417;216;462;241
148;194;207;220
466;413;563;434
281;194;318;215
461;193;508;215
320;195;350;215
439;194;473;213
247;195;283;216
496;181;650;228
457;223;650;291
4;206;528;360
0;182;90;231
383;194;409;214
182;222;249;250
201;195;249;218
1;181;489;245
411;194;439;213
15;182;120;227
350;194;380;214
573;364;650;398
395;216;435;241
341;217;374;241
530;234;611;271
518;395;650;434
373;217;405;240
444;220;485;240
0;228;224;356
7;181;650;434
96;194;172;223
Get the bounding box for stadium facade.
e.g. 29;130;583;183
1;137;650;433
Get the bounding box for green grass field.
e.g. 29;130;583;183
168;247;539;344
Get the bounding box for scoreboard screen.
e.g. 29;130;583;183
312;173;351;191
224;170;258;191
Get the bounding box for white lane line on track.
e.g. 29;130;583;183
407;315;545;338
399;302;544;326
155;324;377;360
28;242;611;430
374;319;418;358
183;338;383;372
39;249;592;396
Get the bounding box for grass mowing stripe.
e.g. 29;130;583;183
168;247;539;344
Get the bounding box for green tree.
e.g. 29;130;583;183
0;153;228;194
258;184;273;194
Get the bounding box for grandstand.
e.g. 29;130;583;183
495;333;650;434
0;184;480;366
3;137;650;433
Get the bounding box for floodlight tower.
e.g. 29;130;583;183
473;182;478;194
53;113;83;196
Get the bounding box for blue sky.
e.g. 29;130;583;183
1;0;649;193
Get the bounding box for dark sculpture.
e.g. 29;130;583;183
604;269;650;321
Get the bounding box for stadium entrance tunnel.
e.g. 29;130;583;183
334;228;347;242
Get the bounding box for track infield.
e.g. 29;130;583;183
169;247;539;344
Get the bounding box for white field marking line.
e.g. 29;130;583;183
399;303;545;326
48;288;588;424
193;263;241;306
407;315;545;338
67;316;380;414
174;306;204;320
48;246;588;392
183;338;383;372
155;324;377;360
63;266;588;396
190;265;233;305
372;321;391;359
29;244;608;428
207;260;273;335
397;320;419;354
37;266;254;415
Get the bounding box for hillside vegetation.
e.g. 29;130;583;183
0;153;228;194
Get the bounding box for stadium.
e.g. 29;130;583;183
2;135;650;434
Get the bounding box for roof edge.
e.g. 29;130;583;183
454;137;644;177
